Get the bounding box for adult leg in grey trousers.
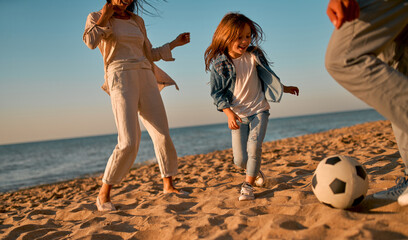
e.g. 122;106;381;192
325;0;408;201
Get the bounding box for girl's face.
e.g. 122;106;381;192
111;0;133;11
228;23;251;59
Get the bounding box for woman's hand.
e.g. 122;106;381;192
169;32;190;50
283;85;299;96
97;3;115;27
223;108;242;130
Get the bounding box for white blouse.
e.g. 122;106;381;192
110;18;145;63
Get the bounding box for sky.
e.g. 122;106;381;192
0;0;370;145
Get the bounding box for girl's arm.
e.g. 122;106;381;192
210;66;232;111
283;85;299;96
222;108;242;130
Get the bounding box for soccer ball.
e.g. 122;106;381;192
311;155;369;209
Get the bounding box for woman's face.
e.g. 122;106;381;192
228;24;251;59
110;0;133;11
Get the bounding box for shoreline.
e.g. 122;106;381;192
0;159;159;195
0;108;378;147
0;110;384;195
1;120;408;239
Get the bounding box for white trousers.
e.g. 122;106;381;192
102;62;178;185
325;0;408;174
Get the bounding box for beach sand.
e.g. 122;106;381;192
1;120;408;240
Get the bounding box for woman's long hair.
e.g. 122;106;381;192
106;0;165;15
204;13;265;71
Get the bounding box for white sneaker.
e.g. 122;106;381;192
239;182;255;201
255;170;266;187
373;177;408;200
398;186;408;206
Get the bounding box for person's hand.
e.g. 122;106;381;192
327;0;360;29
97;3;115;26
169;32;190;50
223;108;242;130
283;86;299;96
101;3;115;17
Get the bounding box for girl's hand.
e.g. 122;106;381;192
283;86;299;96
169;32;190;50
97;3;115;26
223;108;242;130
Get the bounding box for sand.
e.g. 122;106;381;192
1;120;408;240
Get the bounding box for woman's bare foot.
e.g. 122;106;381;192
96;183;116;211
163;176;185;194
98;183;112;203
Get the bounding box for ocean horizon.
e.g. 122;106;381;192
0;108;385;193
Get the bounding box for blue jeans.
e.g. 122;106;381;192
231;111;270;177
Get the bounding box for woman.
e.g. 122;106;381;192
83;0;190;211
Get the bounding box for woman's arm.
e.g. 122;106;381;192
137;16;190;62
149;33;190;61
83;6;114;50
169;33;190;50
96;3;115;27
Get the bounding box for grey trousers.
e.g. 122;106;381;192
325;0;408;174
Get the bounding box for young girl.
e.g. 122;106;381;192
205;13;299;201
83;0;190;211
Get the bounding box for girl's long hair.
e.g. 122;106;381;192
204;12;265;71
106;0;166;15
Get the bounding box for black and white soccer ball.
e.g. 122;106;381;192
311;155;369;209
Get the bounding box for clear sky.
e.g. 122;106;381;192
0;0;370;145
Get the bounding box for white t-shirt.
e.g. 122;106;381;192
110;18;146;63
230;52;270;118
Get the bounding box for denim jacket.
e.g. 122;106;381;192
210;49;283;111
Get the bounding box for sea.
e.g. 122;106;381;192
0;109;385;193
